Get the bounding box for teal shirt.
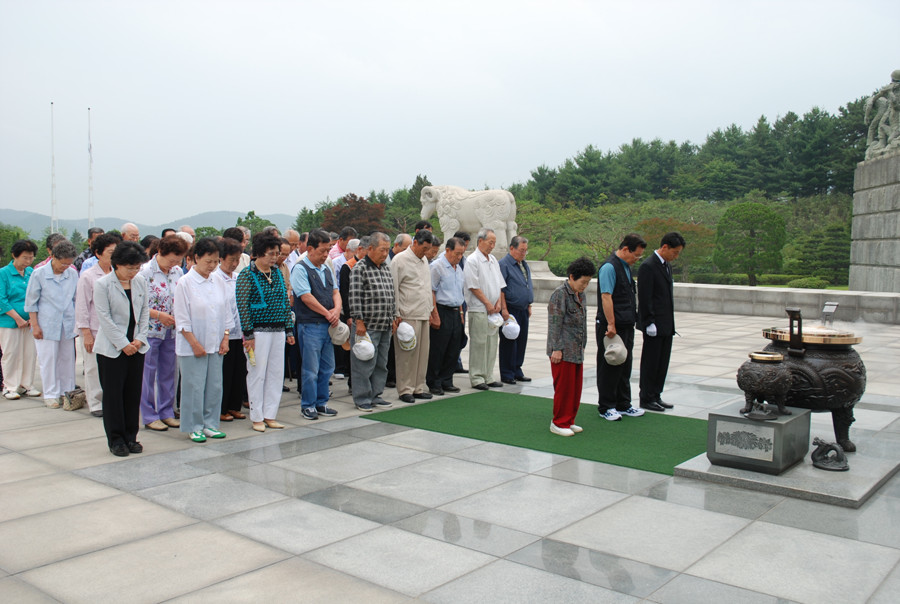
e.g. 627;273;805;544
598;256;631;294
0;262;33;329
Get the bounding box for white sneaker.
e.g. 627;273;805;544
550;422;574;437
3;389;20;400
621;406;645;418
570;424;583;433
20;387;41;397
600;409;622;421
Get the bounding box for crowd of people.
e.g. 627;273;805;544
0;218;685;455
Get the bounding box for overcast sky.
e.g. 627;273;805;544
1;0;896;225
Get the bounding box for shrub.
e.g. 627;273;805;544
785;277;830;289
688;273;750;285
757;274;804;285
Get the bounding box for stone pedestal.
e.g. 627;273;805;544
707;403;810;475
850;151;900;293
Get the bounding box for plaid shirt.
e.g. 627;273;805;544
349;256;396;332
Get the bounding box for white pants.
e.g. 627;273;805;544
81;335;103;412
34;338;76;400
0;327;37;392
246;331;285;423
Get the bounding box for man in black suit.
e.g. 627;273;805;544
637;232;686;412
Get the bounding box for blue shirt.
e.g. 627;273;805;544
24;263;78;340
0;262;33;328
599;256;632;294
81;255;99;273
499;254;533;309
430;255;465;307
290;256;336;297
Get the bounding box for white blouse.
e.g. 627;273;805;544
173;268;235;356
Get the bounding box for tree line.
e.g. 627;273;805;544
1;94;867;286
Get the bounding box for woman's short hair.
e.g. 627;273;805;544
157;234;189;257
52;240;78;260
219;237;243;258
567;256;597;281
11;239;38;258
251;232;282;257
91;232;123;256
190;237;220;259
111;241;148;268
140;234;159;250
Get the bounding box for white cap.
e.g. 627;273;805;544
603;334;627;366
352;333;375;361
396;321;417;351
328;322;350;346
487;313;504;329
502;315;520;339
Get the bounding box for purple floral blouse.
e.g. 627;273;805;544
138;256;184;339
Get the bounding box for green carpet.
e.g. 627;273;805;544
364;391;708;475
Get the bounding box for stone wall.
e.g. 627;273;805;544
528;261;900;324
850;151;900;292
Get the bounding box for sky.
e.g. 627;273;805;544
1;0;897;226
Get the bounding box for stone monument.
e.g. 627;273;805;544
420;185;518;256
850;70;900;292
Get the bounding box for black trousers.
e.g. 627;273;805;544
98;352;145;447
596;323;635;412
499;305;529;380
427;305;463;389
639;332;673;404
221;338;247;414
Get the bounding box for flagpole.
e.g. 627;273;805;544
50;101;59;233
88;107;94;228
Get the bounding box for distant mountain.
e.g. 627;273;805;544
0;208;295;239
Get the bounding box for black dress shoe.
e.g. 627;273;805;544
414;392;433;400
656;398;674;409
515;376;532;382
399;394;415;403
640;400;666;412
429;387;445;396
90;410;103;417
443;385;460;393
501;378;517;385
454;368;469;374
386;381;396;388
127;441;143;454
487;381;504;388
109;443;129;457
473;383;489;391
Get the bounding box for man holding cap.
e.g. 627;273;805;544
291;228;341;420
349;232;397;411
390;229;436;403
596;233;647;421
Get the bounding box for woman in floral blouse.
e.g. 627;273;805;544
236;232;295;432
138;235;189;431
546;256;595;437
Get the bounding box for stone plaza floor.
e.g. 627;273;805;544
1;310;899;603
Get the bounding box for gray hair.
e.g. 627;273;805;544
238;226;250;236
346;238;360;251
509;236;528;249
371;232;391;247
52;239;78;260
358;236;371;249
121;222;139;234
393;233;411;246
476;228;495;242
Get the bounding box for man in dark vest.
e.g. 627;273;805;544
596;233;647;421
291;228;341;421
638;232;686;412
